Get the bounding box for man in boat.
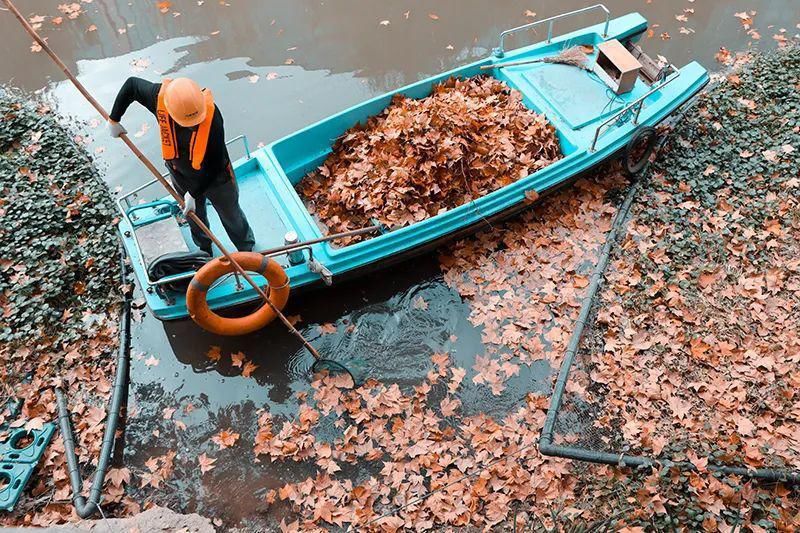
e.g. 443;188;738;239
108;76;255;256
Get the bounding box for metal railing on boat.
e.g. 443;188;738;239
588;64;681;152
128;225;380;292
117;134;252;212
116;135;253;291
116;141;382;292
493;4;610;58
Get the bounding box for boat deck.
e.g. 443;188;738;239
182;165;291;266
518;62;644;130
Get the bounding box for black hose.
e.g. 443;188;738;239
55;244;133;518
538;442;800;484
539;179;640;446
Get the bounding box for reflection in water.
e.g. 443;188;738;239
306;283;463;375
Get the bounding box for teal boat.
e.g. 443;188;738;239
118;5;709;322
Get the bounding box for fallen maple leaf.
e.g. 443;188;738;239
106;467;131;487
686;450;708;472
206;345;222;361
412;295;428;310
211;429;240;449
198;453;216;473
231;351;246;368
524;189;540;203
242;361;259;377
440;396;461;416
736;416;756;436
24;417;45;431
448;367;466;393
318;323;337;335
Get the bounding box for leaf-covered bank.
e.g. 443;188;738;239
0;91;136;525
0;92;120;345
544;47;800;530
587;48;800;467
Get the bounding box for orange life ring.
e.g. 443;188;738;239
185;252;290;336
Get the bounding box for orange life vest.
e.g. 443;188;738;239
156;79;215;171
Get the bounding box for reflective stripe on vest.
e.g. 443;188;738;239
156;79;216;171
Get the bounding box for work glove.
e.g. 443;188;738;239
182;191;196;216
108;120;127;138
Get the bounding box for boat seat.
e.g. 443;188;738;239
148;250;211;292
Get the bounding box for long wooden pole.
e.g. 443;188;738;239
479;58;547;70
3;0;320;359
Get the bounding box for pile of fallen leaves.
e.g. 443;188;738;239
237;174;628;531
441;175;624;380
298;75;561;239
0;91;136;525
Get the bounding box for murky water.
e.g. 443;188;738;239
1;0;796;527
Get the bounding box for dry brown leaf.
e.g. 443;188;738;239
242;361;259;377
212;429;240;449
198;453;216;473
231;351;246;368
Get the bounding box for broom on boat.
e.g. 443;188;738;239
481;45;593;71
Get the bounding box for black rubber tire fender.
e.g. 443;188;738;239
623;126;659;176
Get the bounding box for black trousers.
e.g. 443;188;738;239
169;168;255;255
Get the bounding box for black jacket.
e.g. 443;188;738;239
109;76;230;197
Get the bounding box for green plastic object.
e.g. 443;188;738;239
0;424;56;512
0;424;56;465
0;462;36;511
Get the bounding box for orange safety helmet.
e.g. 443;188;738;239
163;77;207;127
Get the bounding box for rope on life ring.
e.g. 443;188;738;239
186;252;290;336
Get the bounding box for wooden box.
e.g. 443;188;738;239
593;39;642;95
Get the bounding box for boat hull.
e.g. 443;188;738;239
118;12;710;321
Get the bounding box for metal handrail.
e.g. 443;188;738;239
127;225;382;291
142;244;316;288
589;65;680;152
138;224;381;289
226;134;251;160
493;4;610;57
116;134;252;291
117;134;252;210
